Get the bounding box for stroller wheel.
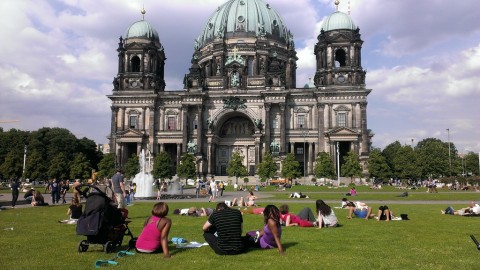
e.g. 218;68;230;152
128;238;137;249
77;240;89;252
104;241;115;253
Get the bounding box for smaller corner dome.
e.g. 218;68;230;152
125;20;160;41
321;11;356;31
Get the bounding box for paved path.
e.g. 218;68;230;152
1;188;476;210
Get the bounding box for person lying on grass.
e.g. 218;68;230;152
441;201;480;216
346;201;375;220
135;202;172;258
279;204;315;227
246;205;284;255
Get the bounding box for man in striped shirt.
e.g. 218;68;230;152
202;202;249;255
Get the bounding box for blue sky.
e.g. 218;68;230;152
0;0;479;154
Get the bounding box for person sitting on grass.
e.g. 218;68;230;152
246;205;284;255
377;205;394;221
202;202;249;255
279;204;315;227
59;197;83;224
31;190;47;207
347;201;374;220
231;191;258;207
315;200;338;228
135;202;172;258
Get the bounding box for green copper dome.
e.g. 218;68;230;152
198;0;293;47
125;20;159;41
321;11;356;31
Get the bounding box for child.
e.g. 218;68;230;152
135;202;172;258
247;205;284;255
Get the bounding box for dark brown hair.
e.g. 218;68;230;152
279;204;289;214
152;202;169;217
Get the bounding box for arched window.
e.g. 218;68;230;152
131;56;141;72
335;49;346;67
247;58;254;76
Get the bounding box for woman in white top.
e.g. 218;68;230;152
315;200;338;228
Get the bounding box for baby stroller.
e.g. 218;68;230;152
75;184;136;253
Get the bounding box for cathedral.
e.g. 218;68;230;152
107;0;372;180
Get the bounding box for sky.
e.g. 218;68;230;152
0;0;479;154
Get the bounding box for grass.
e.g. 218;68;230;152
1;192;480;270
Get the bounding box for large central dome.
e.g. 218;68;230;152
198;0;292;47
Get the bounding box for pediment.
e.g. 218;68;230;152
326;127;359;136
117;129;144;137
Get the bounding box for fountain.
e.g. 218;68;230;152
132;149;155;198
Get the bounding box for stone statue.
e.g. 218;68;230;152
270;140;280;154
231;72;239;87
254;118;263;130
187;141;197;153
207;118;215;131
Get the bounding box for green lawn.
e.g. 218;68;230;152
1;195;480;269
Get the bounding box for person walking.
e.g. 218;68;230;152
110;169;126;209
11;179;20;208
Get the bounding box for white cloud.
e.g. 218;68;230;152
0;0;478;154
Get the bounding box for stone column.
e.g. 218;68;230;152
196;105;203;154
264;103;271;152
159;143;165;152
141;107;146;131
120;108;125;131
317;104;325;154
110;106;118;134
279;103;286;153
182;105;188;153
352;103;357;129
360;102;369;154
328;103;332;129
309;142;314;175
159;106;165;131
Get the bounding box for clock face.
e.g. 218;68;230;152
337;75;345;83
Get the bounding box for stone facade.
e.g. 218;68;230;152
107;1;372;179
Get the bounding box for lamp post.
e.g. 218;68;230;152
22;145;27;179
446;128;451;177
302;129;309;185
336;141;340;186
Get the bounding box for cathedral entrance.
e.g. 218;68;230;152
214;115;256;176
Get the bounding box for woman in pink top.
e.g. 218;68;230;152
135;202;172;258
279;204;315;227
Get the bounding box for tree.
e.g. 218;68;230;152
257;152;277;182
97;153;116;180
464;152;479;176
123;154;139;180
341;151;362;183
416;138;451;178
77;137;103;171
0;150;23;179
368;148;392;180
70;153;92;180
281;153;301;182
314;152;336;180
48;153;70;180
152;152;174;181
382;141;402;175
392;146;421;180
25;150;47;181
226;151;248;184
177;153;196;184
